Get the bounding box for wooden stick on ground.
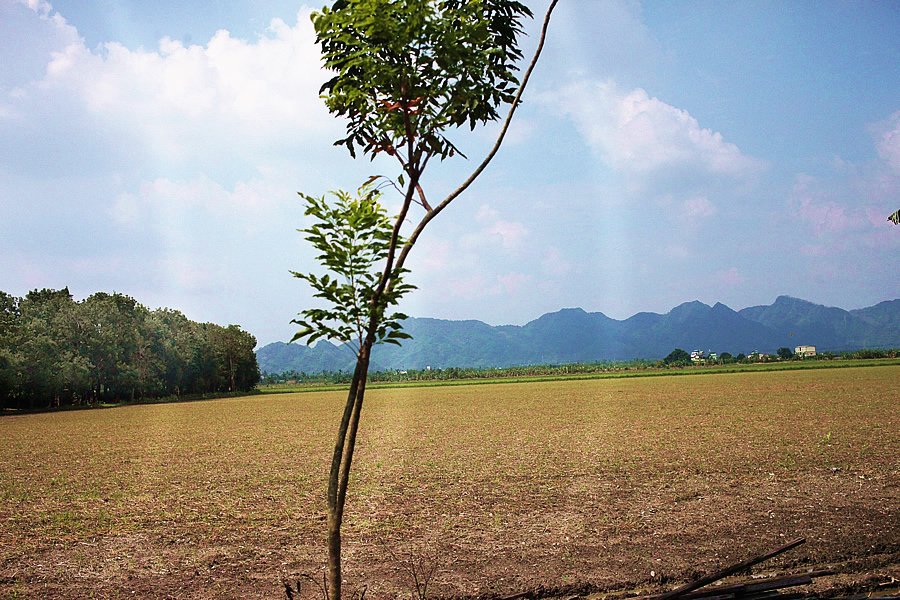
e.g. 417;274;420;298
656;537;806;600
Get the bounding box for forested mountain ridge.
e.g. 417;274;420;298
258;296;900;374
1;288;260;409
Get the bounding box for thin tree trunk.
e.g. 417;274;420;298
327;339;373;600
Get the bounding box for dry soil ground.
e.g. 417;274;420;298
1;365;897;599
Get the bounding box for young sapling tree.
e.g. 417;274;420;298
292;1;559;597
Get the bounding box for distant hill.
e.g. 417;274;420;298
257;296;900;374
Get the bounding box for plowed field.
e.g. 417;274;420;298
1;365;897;598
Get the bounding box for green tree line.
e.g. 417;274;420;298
261;359;659;386
0;288;260;409
261;347;899;387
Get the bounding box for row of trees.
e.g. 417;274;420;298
662;347;898;366
261;360;658;385
0;288;259;409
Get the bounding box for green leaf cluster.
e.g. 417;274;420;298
312;0;533;161
291;187;415;351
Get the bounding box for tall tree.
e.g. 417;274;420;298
293;1;558;596
211;324;260;392
663;348;692;366
0;292;22;408
149;308;198;396
17;288;79;408
81;292;152;402
777;347;794;360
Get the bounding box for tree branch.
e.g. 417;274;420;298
393;0;559;274
366;99;423;313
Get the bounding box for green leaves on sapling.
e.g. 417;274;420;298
291;186;415;353
311;0;533;164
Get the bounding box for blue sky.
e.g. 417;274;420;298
2;0;898;347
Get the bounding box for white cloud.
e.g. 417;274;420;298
112;174;285;233
789;174;859;238
18;0;51;14
106;174;292;300
783;112;900;256
548;1;663;87
548;79;764;177
784;169;898;276
873;110;900;173
793;197;854;237
463;204;528;251
484;220;528;250
10;0;80;61
650;193;717;237
784;110;900;264
415;238;453;271
1;0;79;101
682;195;716;219
14;5;332;165
474;204;500;223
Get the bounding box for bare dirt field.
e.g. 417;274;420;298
1;365;897;599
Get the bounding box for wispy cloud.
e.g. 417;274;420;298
873;110;900;173
786;149;900;265
790;174;861;238
547;79;765;178
112;175;284;230
17;0;68;25
463;204;529;252
682;195;717;220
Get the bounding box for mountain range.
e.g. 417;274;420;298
256;296;900;374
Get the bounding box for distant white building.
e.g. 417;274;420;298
794;345;817;358
690;350;717;363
